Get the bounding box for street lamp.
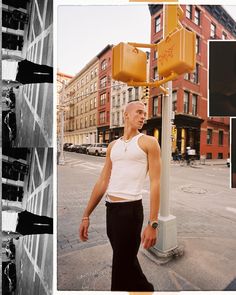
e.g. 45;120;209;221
57;78;67;165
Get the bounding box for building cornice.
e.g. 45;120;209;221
203;5;236;37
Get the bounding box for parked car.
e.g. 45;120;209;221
87;143;108;156
227;158;230;167
64;143;73;151
76;144;91;154
70;144;81;152
66;144;76;152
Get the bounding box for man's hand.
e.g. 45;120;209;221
79;219;90;241
141;225;158;249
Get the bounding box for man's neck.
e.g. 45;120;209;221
123;127;139;141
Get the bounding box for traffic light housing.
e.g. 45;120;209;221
112;42;147;83
158;27;196;77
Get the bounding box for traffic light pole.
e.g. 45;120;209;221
149;5;182;259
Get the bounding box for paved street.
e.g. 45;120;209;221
15;148;53;295
58;152;236;291
14;0;53;147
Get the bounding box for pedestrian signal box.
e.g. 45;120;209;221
112;42;147;82
158;28;196;77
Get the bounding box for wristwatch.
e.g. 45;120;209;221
148;220;159;229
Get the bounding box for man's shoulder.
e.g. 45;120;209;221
140;134;158;144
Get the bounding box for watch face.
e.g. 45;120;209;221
152;222;158;229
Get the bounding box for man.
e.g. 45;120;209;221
79;101;161;291
2;205;53;240
2;54;53;89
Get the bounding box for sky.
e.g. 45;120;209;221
57;4;236;76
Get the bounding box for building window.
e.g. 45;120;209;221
112;113;115;125
90;84;93;93
81;78;84;86
210;23;216;38
80;104;83;114
219;130;224;146
100;93;106;106
207;129;213;144
155;16;161;33
101;59;107;71
123;92;126;105
135;87;139;100
93;114;96;126
184;73;191;81
94;97;97;108
194;8;200;26
192;94;197;116
95;68;98;76
80;118;83;129
100;76;107;89
153;67;158;81
172;91;177;112
89;115;92;126
85;101;88;112
218;153;223;159
116;112;119;126
196;35;200;54
184;91;189;114
94;82;97;91
85;116;88;127
117;94;120;106
192;64;199;83
153;96;158;117
99;111;105;124
86;75;89;83
90;98;93;110
91;70;94;79
222;32;227;40
186;5;192;19
128;88;132;102
206;152;212;159
112;96;115;107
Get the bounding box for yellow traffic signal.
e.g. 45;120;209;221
158;27;196;77
143;86;149;99
112;42;147;83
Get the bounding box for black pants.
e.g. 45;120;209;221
106;200;154;291
16;210;53;235
16;59;53;84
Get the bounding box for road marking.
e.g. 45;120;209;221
226;207;236;214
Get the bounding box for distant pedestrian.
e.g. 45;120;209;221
2;205;53;239
2;54;53;89
79;101;161;291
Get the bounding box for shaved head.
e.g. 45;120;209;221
124;101;145;113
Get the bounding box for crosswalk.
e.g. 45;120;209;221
64;154;104;170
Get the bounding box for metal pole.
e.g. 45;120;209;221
59;82;65;165
150;5;179;256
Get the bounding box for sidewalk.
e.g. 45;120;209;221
58;235;236;291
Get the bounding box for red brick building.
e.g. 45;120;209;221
97;45;113;143
148;5;235;159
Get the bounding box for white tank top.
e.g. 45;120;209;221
107;133;148;201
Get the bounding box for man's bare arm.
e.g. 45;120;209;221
141;136;161;249
79;142;114;241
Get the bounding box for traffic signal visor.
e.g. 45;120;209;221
112;42;147;83
158;28;196;77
